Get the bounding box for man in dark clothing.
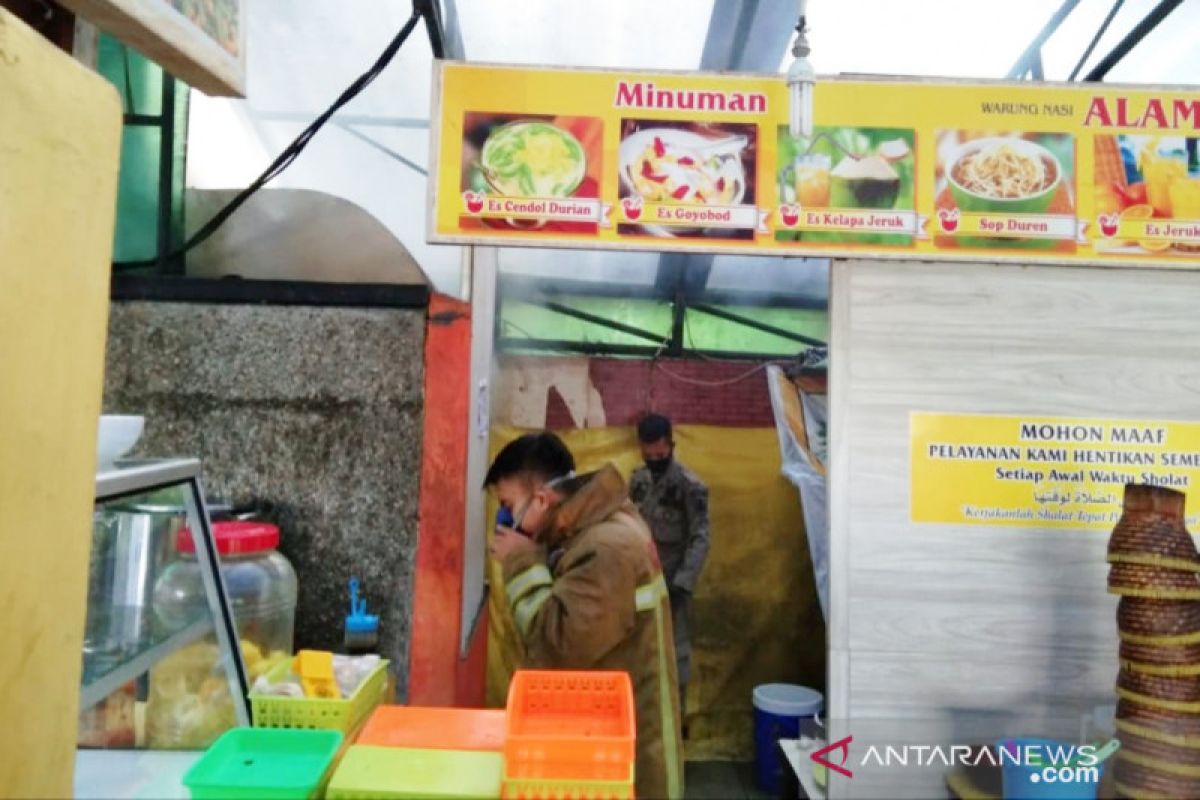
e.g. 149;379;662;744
629;414;710;723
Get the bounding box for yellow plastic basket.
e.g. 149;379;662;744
501;763;634;800
327;745;504;799
250;659;389;734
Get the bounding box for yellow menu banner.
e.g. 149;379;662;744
430;62;1200;267
911;412;1200;529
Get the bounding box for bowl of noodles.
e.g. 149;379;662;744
946;137;1062;214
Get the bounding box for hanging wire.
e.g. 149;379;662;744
654;359;770;388
501;303;812;389
114;9;423;270
682;312;722;364
499;319;541;340
646;317;780;387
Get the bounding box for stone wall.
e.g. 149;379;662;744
103;297;426;697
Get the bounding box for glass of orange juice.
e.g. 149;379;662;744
795;154;831;208
1143;151;1187;216
1168;177;1200;220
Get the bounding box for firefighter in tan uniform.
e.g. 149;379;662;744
629;414;710;726
488;432;685;800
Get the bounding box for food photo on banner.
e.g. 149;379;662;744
616;119;758;241
1093;134;1200;258
459;113;605;235
774;125;916;248
933;130;1077;252
432;63;1200;270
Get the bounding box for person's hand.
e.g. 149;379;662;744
490;526;537;563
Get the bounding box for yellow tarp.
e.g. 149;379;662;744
486;424;826;760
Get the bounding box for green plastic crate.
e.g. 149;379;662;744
250;659;388;733
183;728;343;800
326;744;504;799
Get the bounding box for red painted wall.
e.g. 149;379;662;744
408;294;487;706
455;609;488;708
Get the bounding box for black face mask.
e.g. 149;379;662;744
646;456;672;476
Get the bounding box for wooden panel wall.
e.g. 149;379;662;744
0;10;121;795
828;258;1200;798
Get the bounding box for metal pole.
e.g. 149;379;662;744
157;74;179;275
496;336;792;362
669;282;686;358
1005;0;1082;79
461;247;498;654
459;247;473;302
689;302;827;347
1068;0;1125;81
538;300;667;345
1084;0;1184;81
497;273;826;310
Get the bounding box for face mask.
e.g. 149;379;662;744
507;472;574;537
646;456;672;475
507;496;533;536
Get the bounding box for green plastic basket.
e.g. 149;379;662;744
250;659;388;734
183;727;343;800
326;744;504;799
501;763;635;800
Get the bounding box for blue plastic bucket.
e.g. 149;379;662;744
999;738;1105;800
753;684;823;793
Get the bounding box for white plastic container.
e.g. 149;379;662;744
148;521;298;748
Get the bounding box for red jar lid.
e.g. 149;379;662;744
177;520;280;556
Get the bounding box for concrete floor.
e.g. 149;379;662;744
685;761;773;800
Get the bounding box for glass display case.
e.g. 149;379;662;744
78;459;249;756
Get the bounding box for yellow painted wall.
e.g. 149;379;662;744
0;10;122;797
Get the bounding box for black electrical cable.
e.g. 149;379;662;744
114;9;423;270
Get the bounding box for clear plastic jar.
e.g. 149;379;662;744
148;521;297;748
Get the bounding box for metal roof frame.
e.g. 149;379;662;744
497;273;826;310
497;336;814;363
1083;0;1185;81
649;0;802;307
1006;0;1082;80
1009;0;1186;82
496;283;828;363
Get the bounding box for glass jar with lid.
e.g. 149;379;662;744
148;521;297;748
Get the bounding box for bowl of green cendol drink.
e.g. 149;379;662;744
479;121;587;199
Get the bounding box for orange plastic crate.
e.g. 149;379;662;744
355;705;506;752
504;670;636;781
